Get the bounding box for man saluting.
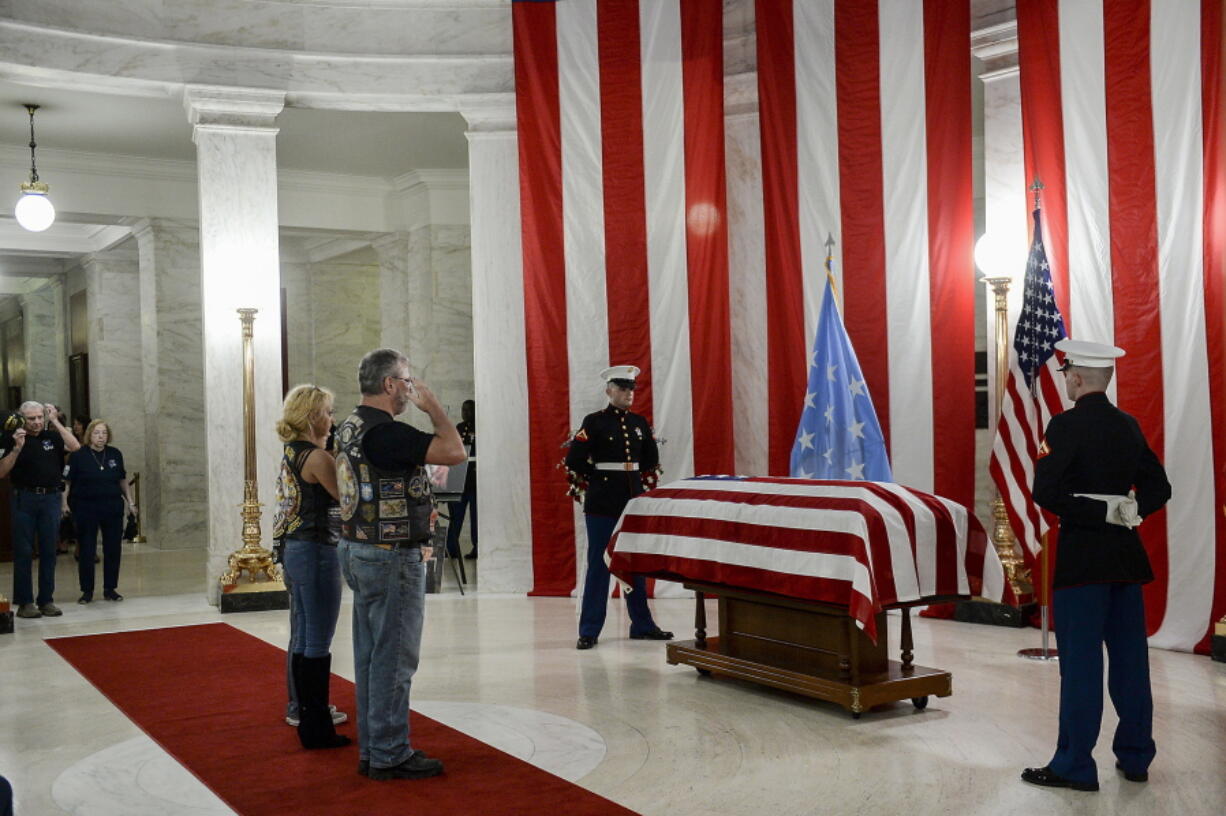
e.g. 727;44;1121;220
565;366;672;651
1022;339;1171;793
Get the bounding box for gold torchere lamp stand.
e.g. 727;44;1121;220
983;274;1034;603
220;308;282;592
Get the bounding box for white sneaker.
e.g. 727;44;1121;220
285;705;347;727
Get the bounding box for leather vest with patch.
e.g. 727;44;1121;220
335;405;434;545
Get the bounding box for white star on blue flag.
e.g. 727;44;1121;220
790;275;893;482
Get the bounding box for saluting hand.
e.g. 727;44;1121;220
406;378;443;415
11;428;26;450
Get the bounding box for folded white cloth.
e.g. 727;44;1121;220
1073;490;1141;528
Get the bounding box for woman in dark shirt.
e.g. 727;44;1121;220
63;420;135;603
273;384;349;750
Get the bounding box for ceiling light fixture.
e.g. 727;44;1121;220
14;104;55;232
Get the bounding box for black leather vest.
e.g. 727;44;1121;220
335;405;434;545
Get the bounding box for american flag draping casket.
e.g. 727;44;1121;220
607;477;1012;642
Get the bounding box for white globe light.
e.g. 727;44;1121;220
15;191;55;232
975;230;1015;281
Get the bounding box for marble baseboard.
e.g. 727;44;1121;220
219;587;289;613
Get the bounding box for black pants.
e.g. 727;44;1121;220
74;501;124;593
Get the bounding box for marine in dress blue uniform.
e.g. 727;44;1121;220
1022;339;1172;792
565;366;673;650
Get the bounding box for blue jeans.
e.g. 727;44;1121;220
1050;582;1155;785
338;539;426;769
283;538;342;659
73;499;124;593
446;491;477;557
578;513;657;638
12;491;61;606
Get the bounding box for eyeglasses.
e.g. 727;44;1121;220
390;376;413;385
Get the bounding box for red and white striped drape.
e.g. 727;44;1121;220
1016;0;1225;653
513;0;734;595
512;0;978;597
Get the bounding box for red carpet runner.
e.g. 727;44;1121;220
48;623;638;816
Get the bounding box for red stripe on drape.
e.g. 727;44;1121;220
598;0;654;423
513;4;575;596
922;0;975;509
834;0;891;460
1016;0;1072;328
680;0;734;475
1102;0;1168;634
1198;0;1226;654
755;0;806;476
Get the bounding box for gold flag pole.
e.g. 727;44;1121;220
220;308;282;591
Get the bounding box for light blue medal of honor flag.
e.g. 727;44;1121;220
790;251;893;482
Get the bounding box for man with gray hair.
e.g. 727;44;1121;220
334;349;464;781
0;401;81;618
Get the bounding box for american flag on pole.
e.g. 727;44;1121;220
608;477;1010;643
510;0;976;597
1015;0;1225;652
988;209;1070;577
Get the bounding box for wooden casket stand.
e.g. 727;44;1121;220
666;582;953;717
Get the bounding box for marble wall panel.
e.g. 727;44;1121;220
725;111;768;478
19;279;68;407
83;250;146;482
467;126;532;594
429;224;475;420
280;260;314;389
308;262;381;415
134;220;207;551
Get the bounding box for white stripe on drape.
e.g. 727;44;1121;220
1149;3;1214;650
795;0;841;339
557;0;608;596
641;0;695;489
878;0;934;491
1058;0;1115;401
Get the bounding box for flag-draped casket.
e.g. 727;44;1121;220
606;477;1011;643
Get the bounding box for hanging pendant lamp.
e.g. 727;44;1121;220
14;104;55;232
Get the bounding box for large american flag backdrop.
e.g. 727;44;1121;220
511;0;977;598
1015;0;1225;653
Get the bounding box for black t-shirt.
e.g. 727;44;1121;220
2;431;66;489
65;446;127;504
363;419;433;472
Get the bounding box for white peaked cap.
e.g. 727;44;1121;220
1055;338;1126;368
601;365;640;382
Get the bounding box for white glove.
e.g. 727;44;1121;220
1074;491;1141;529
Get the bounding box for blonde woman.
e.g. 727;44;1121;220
273;384;350;750
63;420;134;604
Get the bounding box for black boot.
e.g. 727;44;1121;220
297;654;351;750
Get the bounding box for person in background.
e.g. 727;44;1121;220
71;415;91;445
273;384;350;750
446;399;478;560
64;420;135;603
0;402;80;618
564;366;672;650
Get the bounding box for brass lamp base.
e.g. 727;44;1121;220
1017;647;1058;661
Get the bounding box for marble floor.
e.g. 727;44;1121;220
1;543;1224;816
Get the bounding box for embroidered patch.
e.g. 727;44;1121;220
379;478;405;498
360;482;374;502
361;505;377;522
359;464;371;482
1037;439;1051;459
574;428;588;442
407;473;430;499
336;453;358;519
379;520;410;541
379;499;408;518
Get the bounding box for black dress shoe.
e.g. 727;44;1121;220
1021;766;1099;791
629;628;674;641
103;590;124;601
78;592;92;604
368;750;444;780
1115;761;1148;783
576;636;598;650
464;552;478;560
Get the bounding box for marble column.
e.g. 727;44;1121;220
461;102;530;594
80;247;145;480
307;258;381;412
132;219;207;549
372;232;414;360
428;224;474;419
184;86;286;602
18;278;68;407
372;231;431;432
